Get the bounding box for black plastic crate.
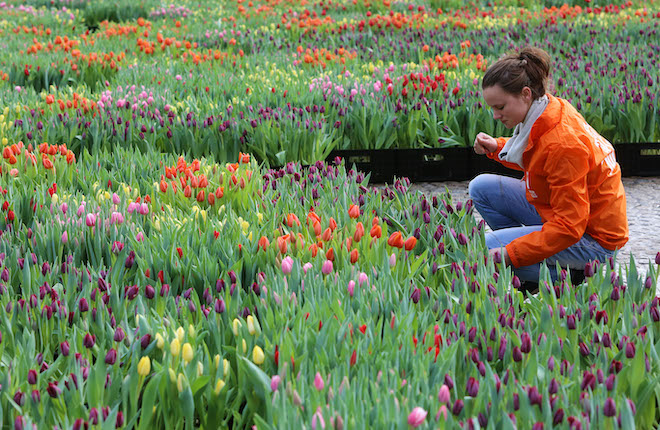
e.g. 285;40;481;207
614;143;660;177
399;148;473;182
472;154;524;179
328;149;399;183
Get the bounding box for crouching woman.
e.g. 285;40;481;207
469;47;628;283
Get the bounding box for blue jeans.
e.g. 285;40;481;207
468;174;614;282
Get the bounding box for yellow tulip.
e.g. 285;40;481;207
51;194;59;204
176;327;185;343
1;138;7;146
253;346;265;365
137;356;151;376
214;354;220;369
223;359;230;378
170;338;181;356
182;343;193;364
168;368;176;383
214;379;225;395
242;339;247;354
247;315;256;335
232;319;242;336
155;333;165;349
196;361;204;377
177;373;185;393
188;324;195;338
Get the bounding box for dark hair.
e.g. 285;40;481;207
482;47;551;99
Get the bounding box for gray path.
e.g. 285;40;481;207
388;177;660;290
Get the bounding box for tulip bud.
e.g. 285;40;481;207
138;356;151;376
603;397;616;417
105;348;117;365
407;407;427;428
253;345;265;365
60;341;70;356
141;334;152;349
182;343;193;364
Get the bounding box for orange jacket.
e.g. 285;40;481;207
487;94;629;268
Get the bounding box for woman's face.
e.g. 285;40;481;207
483;85;533;129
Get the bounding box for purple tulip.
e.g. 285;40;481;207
47;382;62;398
625;342;636;359
567;315;576;330
581;371;596;391
116;411;125;428
60;341;70;356
83;333;95;348
79;298;89;313
466;377;479;397
579;342;590;357
553;408;565;425
89;408;99;425
14;416;25;430
512;346;522;362
532;423;544;430
114;327;126;342
215;298;226;313
145;284;155;299
528;386;542;407
105;348;117;365
606;374;616;391
31;389;40;403
656;252;660;265
13;390;25;406
451;399;463;416
160;283;170;297
457;233;468;245
611;287;620;301
141;334;152;349
584;262;594;277
521;332;531;353
603;397;617;417
443;374;454;390
410;288;421;304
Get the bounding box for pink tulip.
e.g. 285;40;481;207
10;168;19;177
438;384;450;403
389;253;396;267
112;193;120;205
302;262;313;274
314;372;324;391
136;232;144;242
60;203;68;214
408;407;427;427
77;203;86;217
347;280;355;297
358;272;369;287
110;212;124;225
61;231;68;244
270;375;281;392
435;405;448;421
139;203;149;215
321;260;333;275
85;213;96;227
127;202;138;214
312;407;325;430
281;256;293;275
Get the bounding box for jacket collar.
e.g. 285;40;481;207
527;93;562;149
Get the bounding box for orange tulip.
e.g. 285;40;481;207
350;249;359;264
348;204;359;219
404;236;417;251
313;220;322;237
42;156;54;170
65;151;75;164
321;227;332;242
258;236;269;252
353;222;365;242
370;224;382;239
159;180;168;193
326;247;335;262
277;236;288;254
387;232;404;248
184;185;192;198
307;211;321;225
239;152;250;164
287;213;301;227
190;176;198;188
329;217;337;231
372;216;380;226
215;186;224;198
196;190;205;203
207;192;215;205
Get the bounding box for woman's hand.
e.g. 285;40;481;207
489;247;511;266
473;132;498;155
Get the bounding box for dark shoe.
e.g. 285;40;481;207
570;269;585;284
518;281;539;295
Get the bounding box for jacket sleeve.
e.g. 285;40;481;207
505;143;591;268
486;137;524;172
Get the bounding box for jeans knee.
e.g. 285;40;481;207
468;174;495;201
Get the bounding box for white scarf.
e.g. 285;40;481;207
499;95;549;169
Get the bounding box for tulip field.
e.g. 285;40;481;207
1;0;660;428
